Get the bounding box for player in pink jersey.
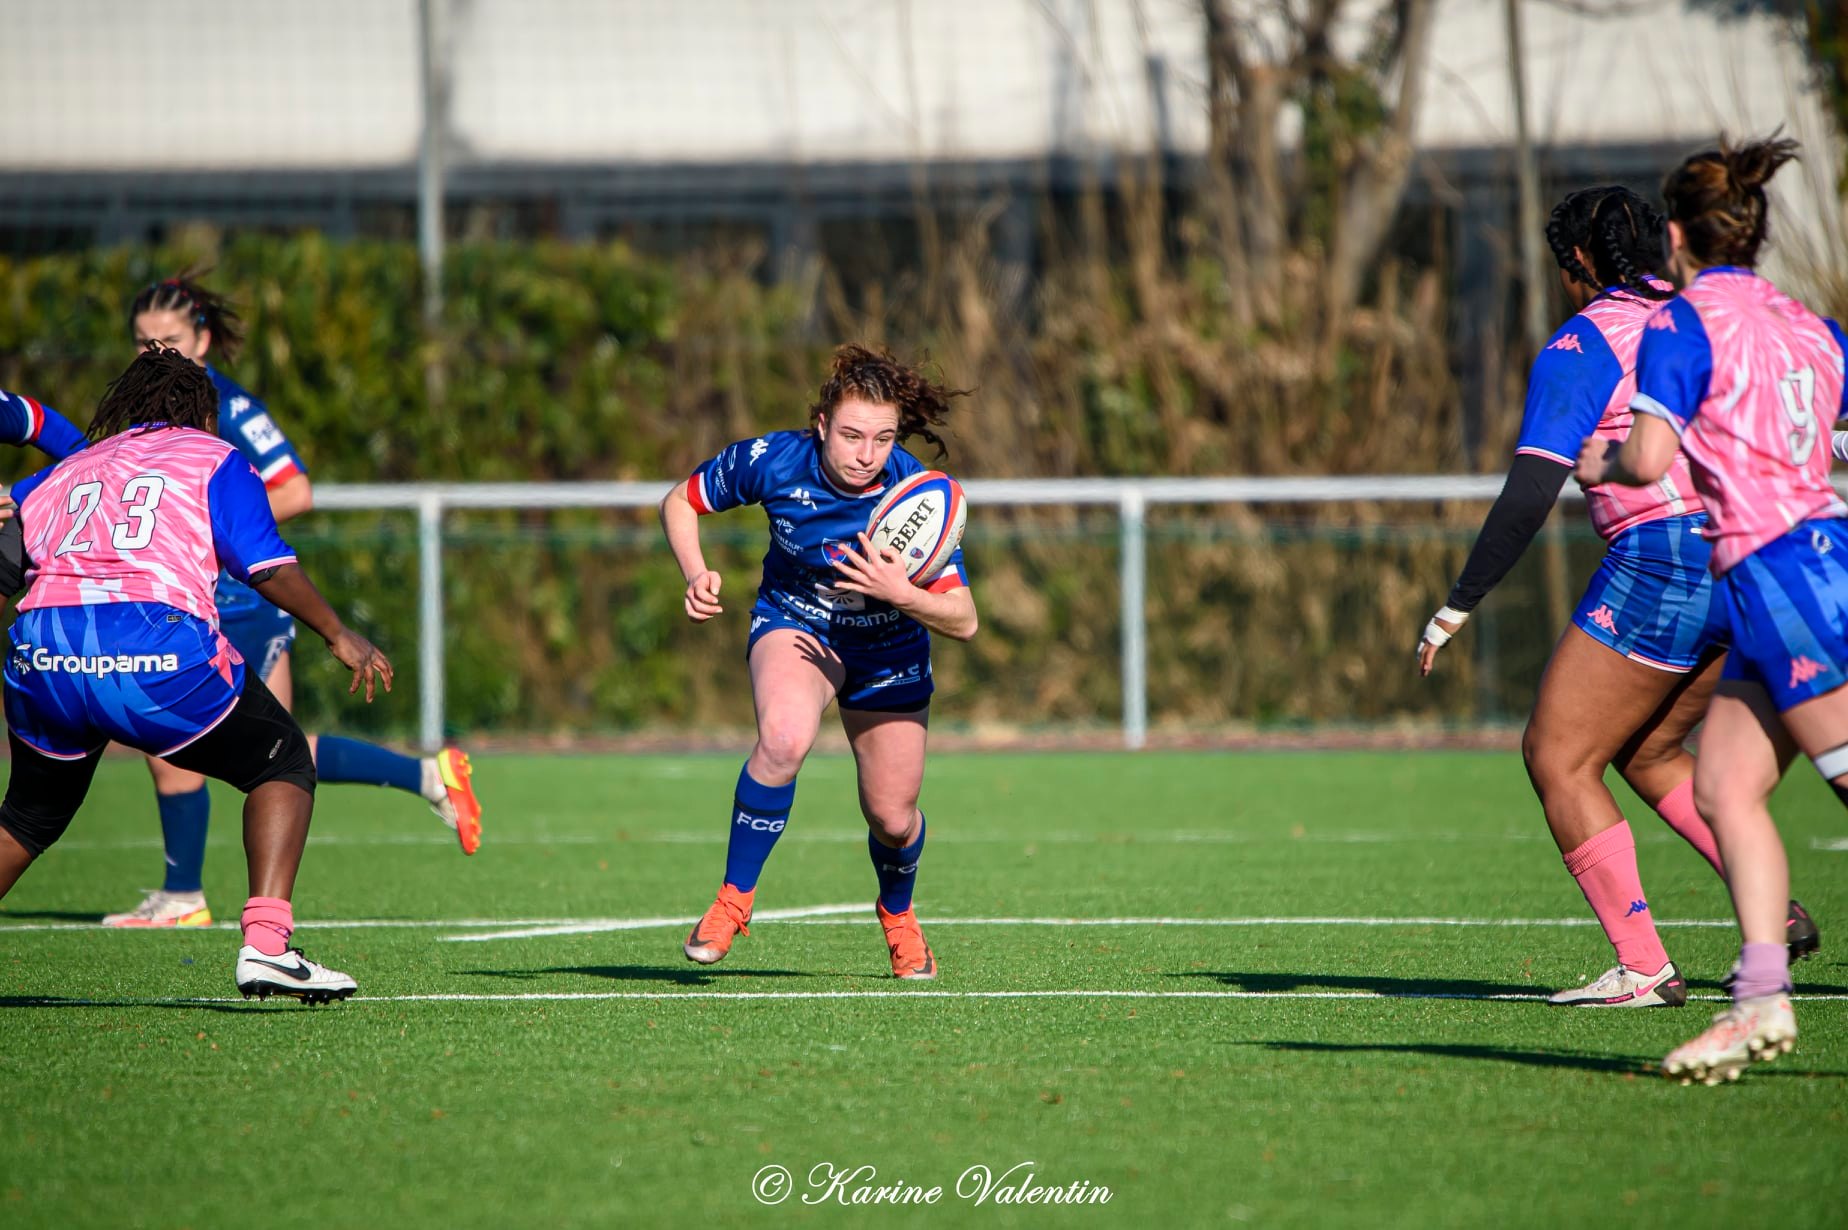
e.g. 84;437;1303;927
1418;188;1814;1008
1578;137;1848;1082
0;346;392;1002
101;276;481;934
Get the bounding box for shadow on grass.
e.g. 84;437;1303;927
458;965;819;987
1247;1038;1844;1081
1176;970;1548;999
0;910;115;923
0;995;299;1014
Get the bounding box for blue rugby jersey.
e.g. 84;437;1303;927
0;389;87;461
206;367;308;620
687;430;967;648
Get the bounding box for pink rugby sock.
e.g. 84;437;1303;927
240;896;295;957
1562;822;1670;975
1654;778;1725;878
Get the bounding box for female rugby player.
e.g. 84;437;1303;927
103;276;482;929
0;346;391;1000
659;344;978;979
1421;187;1814;1007
1579;136;1848;1081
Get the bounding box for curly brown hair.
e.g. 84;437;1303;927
1662;134;1801;269
808;344;969;458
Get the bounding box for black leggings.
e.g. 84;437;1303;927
0;671;315;857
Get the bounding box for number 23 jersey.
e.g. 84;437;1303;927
687;430;968;648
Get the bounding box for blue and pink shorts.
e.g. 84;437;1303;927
1571;514;1729;673
1719;518;1848;712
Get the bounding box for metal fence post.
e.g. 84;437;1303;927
418;491;446;751
1119;488;1148;750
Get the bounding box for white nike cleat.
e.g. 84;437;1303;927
1662;994;1796;1085
1548;961;1687;1007
235;945;358;1005
102;889;213;928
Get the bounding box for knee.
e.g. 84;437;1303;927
752;725;813;781
1521;716;1603;799
1691;760;1760;831
863;802;919;845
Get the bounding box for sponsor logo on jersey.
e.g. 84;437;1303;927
1546;333;1584;354
1790;656;1828;688
240;412;287;455
749;438;769;465
862;663;924;690
734;809;786;832
24;646;180;675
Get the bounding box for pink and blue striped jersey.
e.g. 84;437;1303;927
1630;267;1848;575
0;388;88;461
1514;285;1702;540
11;425;296;626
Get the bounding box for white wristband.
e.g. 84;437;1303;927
1419;605;1471;650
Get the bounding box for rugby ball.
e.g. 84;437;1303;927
866;471;966;584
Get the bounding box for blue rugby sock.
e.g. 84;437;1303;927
315;736;424;795
869;814;926;915
723;766;796;892
157;786;211;894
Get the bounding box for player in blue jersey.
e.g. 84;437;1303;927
660;345;979;979
98;276;483;929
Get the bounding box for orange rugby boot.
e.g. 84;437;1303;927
684;884;754;965
427;747;483;855
877;902;937;980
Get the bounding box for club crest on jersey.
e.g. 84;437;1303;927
823;540;850;565
1814;528;1834;556
1546;333;1584;354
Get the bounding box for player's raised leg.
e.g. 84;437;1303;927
1524;627;1685;1006
842;702;934;979
270;654;484;855
1613;653;1821;961
684;627;842;965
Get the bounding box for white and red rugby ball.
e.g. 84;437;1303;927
865;470;967;584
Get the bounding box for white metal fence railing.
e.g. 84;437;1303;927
313;475;1585;752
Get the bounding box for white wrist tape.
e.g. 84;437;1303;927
1420;605;1472;650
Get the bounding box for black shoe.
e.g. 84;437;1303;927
1788;899;1821;962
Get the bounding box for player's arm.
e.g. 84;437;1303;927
1419;323;1614;675
1578;299;1710;489
208;454;391;700
661;478;723;621
227;395;314;524
1829;321;1848;462
0;390;85;461
829;533;979;641
267;471;313;523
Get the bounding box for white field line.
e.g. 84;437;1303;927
0;912;1743;937
7;989;1848;1007
1813;837;1848;852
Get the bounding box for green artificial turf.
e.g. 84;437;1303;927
2;752;1844;1228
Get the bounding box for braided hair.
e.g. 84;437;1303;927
88;344;220;442
1544;186;1672;301
128;272;244;361
809;344;970;458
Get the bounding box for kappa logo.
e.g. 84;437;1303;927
1624;900;1649;917
748;438;769;465
1647;311;1678;332
1546;333;1584;354
787;487;816;508
1790;656;1828;688
750;614;769;634
1589;605;1618;633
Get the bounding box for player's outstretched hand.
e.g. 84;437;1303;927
329;629;394;702
830;532;913;606
1415;606;1468;678
684;570;724;622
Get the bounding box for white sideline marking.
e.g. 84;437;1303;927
1812;837;1848;852
0;912;1744;937
9;989;1848;1007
